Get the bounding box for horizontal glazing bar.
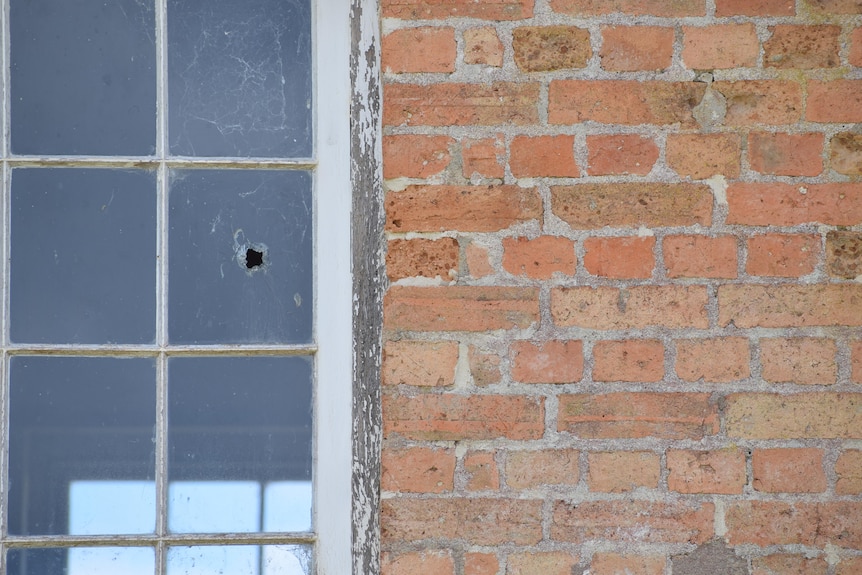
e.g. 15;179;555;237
3;532;316;547
5;157;317;169
5;345;318;356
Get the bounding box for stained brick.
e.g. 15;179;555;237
382;0;535;19
827;231;862;279
746;234;820;278
466;554;499;575
713;80;803;126
666;133;741;179
588;451;661;492
511;340;583;384
383;340;460;387
726;501;862;547
462;136;505;179
760;338;837;385
830;132;862;176
715;0;794;15
752;448;826;493
387;238;459;281
469;345;502;386
667;448;746;494
383;135;454;179
591;554;665;575
508;552;579;575
550;0;704;16
807;80;862;123
675;338;750;383
506;450;579;489
464;451;500;491
599;26;673;72
725;393;862;439
586;134;659;176
682;25;759;69
513;26;591;72
382;27;456;73
835;450;862;494
726;183;862;226
764;25;840;69
664;235;738;279
592;339;664;383
464;27;504;67
583;236;655;279
808;0;862;14
748;132;823;177
382;551;454;575
502;236;576;279
384;83;539;127
381;447;456;493
718;285;862;328
752;555;827;575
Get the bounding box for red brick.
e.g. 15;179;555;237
381;447;456;493
713;80;803;126
469;345;502;386
462;136;505;179
851;27;862;66
667;448;746;494
510;135;578;178
383;340;460;387
676;338;750;383
384;83;539;127
586;134;659;176
466;553;499;575
726;501;862;547
511;340;583;384
383;135;454;179
807;80;862;123
752;448;826;493
835;450;862;494
508;552;579;575
382;0;534;19
382;551;454;575
387;238;459;281
382;27;456;73
666;133;741;179
513;26;591;72
583;236;655;279
746;234;820;278
548;81;706;127
587;451;661;492
760;338;837;385
827;231;862;279
592;339;664;383
830;132;862;176
464;27;504;67
551;183;713;229
552;286;709;330
853;341;862;383
552;500;714;544
386;185;542;232
838;558;862;575
664;235;738;279
764;25;840;69
384;394;545;440
591;554;664;575
752;555;827;575
599;26;673;72
506;449;579;489
464;451;499;491
716;0;794;15
550;0;704;16
502;236;575;279
381;498;543;545
683;25;759;69
726;183;862;226
466;243;494;279
748;132;824;177
558;393;718;439
725;393;862;439
809;0;862;14
718;285;862;328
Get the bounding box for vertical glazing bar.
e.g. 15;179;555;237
1;0;8;159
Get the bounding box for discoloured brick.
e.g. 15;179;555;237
462;136;505;179
383;340;460;387
851;28;862;66
591;554;665;575
507;552;579;575
666;133;742;179
600;26;673;71
830;132;862;176
382;551;454;575
464;451;500;491
513;26;591;72
835;450;862;494
586;134;659;175
853;341;862;384
713;80;803;126
466;242;494;279
469;345;502;386
383;135;453;179
588;451;661;492
664;235;738;279
381;447;456;493
387;238;459;281
592;339;664;383
667;448;746;494
726;501;862;547
510;135;578;177
727;183;862;226
511;340;583;384
382;0;535;19
807;80;862;123
746;233;820;278
550;0;704;16
808;0;862;14
676;338;750;382
764;25;840;69
838;558;862;575
752;448;826;493
583;236;655;279
752;555;827;575
466;554;499;575
716;0;794;15
748;132;823;176
464;27;504;66
760;338;837;385
506;449;579;488
827;231;862;279
725;393;862;439
502;236;576;279
718;285;862;328
382;27;456;73
683;24;759;69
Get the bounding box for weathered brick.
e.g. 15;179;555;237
387;238;459;281
551;183;713;229
382;0;535;19
851;27;862;66
550;0;704;16
752;448;826;493
383;135;454;179
548;81;706;127
808;0;862;14
853;341;862;384
511;340;583;384
551;500;714;544
462;136;505;179
386;185;541;232
666;133;742;179
664;235;738;279
558;393;718;439
715;0;794;15
807;80;862;123
591;554;665;575
513;26;591;72
676;338;750;383
725;393;862;439
466;242;494;279
726;183;862;226
830;132;862;176
508;552;579;575
838;558;862;575
502;236;576;279
466;553;499;575
683;24;759;69
748;132;823;177
552;286;709;330
384;394;545;440
827;231;862;279
835;450;862;494
510;135;578;178
381;498;543;545
726;501;862;547
382;27;456;74
469;345;502;386
586;134;659;176
588;451;661;492
592;339;664;383
752;555;827;575
667;448;746;494
382;551;454;575
718;285;862;328
764;25;840;69
383;340;460;387
746;233;820;278
381;447;456;493
599;26;673;72
760;338;837;385
583;236;655;279
464;450;500;491
384;83;539;127
464;27;504;67
506;449;579;489
713;80;803;126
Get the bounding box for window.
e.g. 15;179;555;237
0;0;353;573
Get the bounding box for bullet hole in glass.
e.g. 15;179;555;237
245;248;264;269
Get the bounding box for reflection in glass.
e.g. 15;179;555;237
168;0;311;157
70;481;156;535
8;357;157;536
168;170;312;344
167;545;310;575
10;168;157;344
7;547;154;575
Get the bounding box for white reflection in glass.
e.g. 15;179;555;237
263;481;312;532
167;545;309;575
169;481;259;532
68;547;154;575
70;481;156;535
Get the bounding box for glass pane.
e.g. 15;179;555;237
10;168;157;344
7;547;154;575
167;0;312;157
10;0;156;155
8;357;157;536
167;545;311;575
168;170;312;344
168;357;312;533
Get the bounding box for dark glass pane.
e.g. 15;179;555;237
10;0;156;155
168;0;312;157
7;547;154;575
10;168;157;344
168;170;312;344
8;357;157;536
167;545;311;575
168;357;312;533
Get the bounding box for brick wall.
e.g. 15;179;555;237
378;0;862;573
